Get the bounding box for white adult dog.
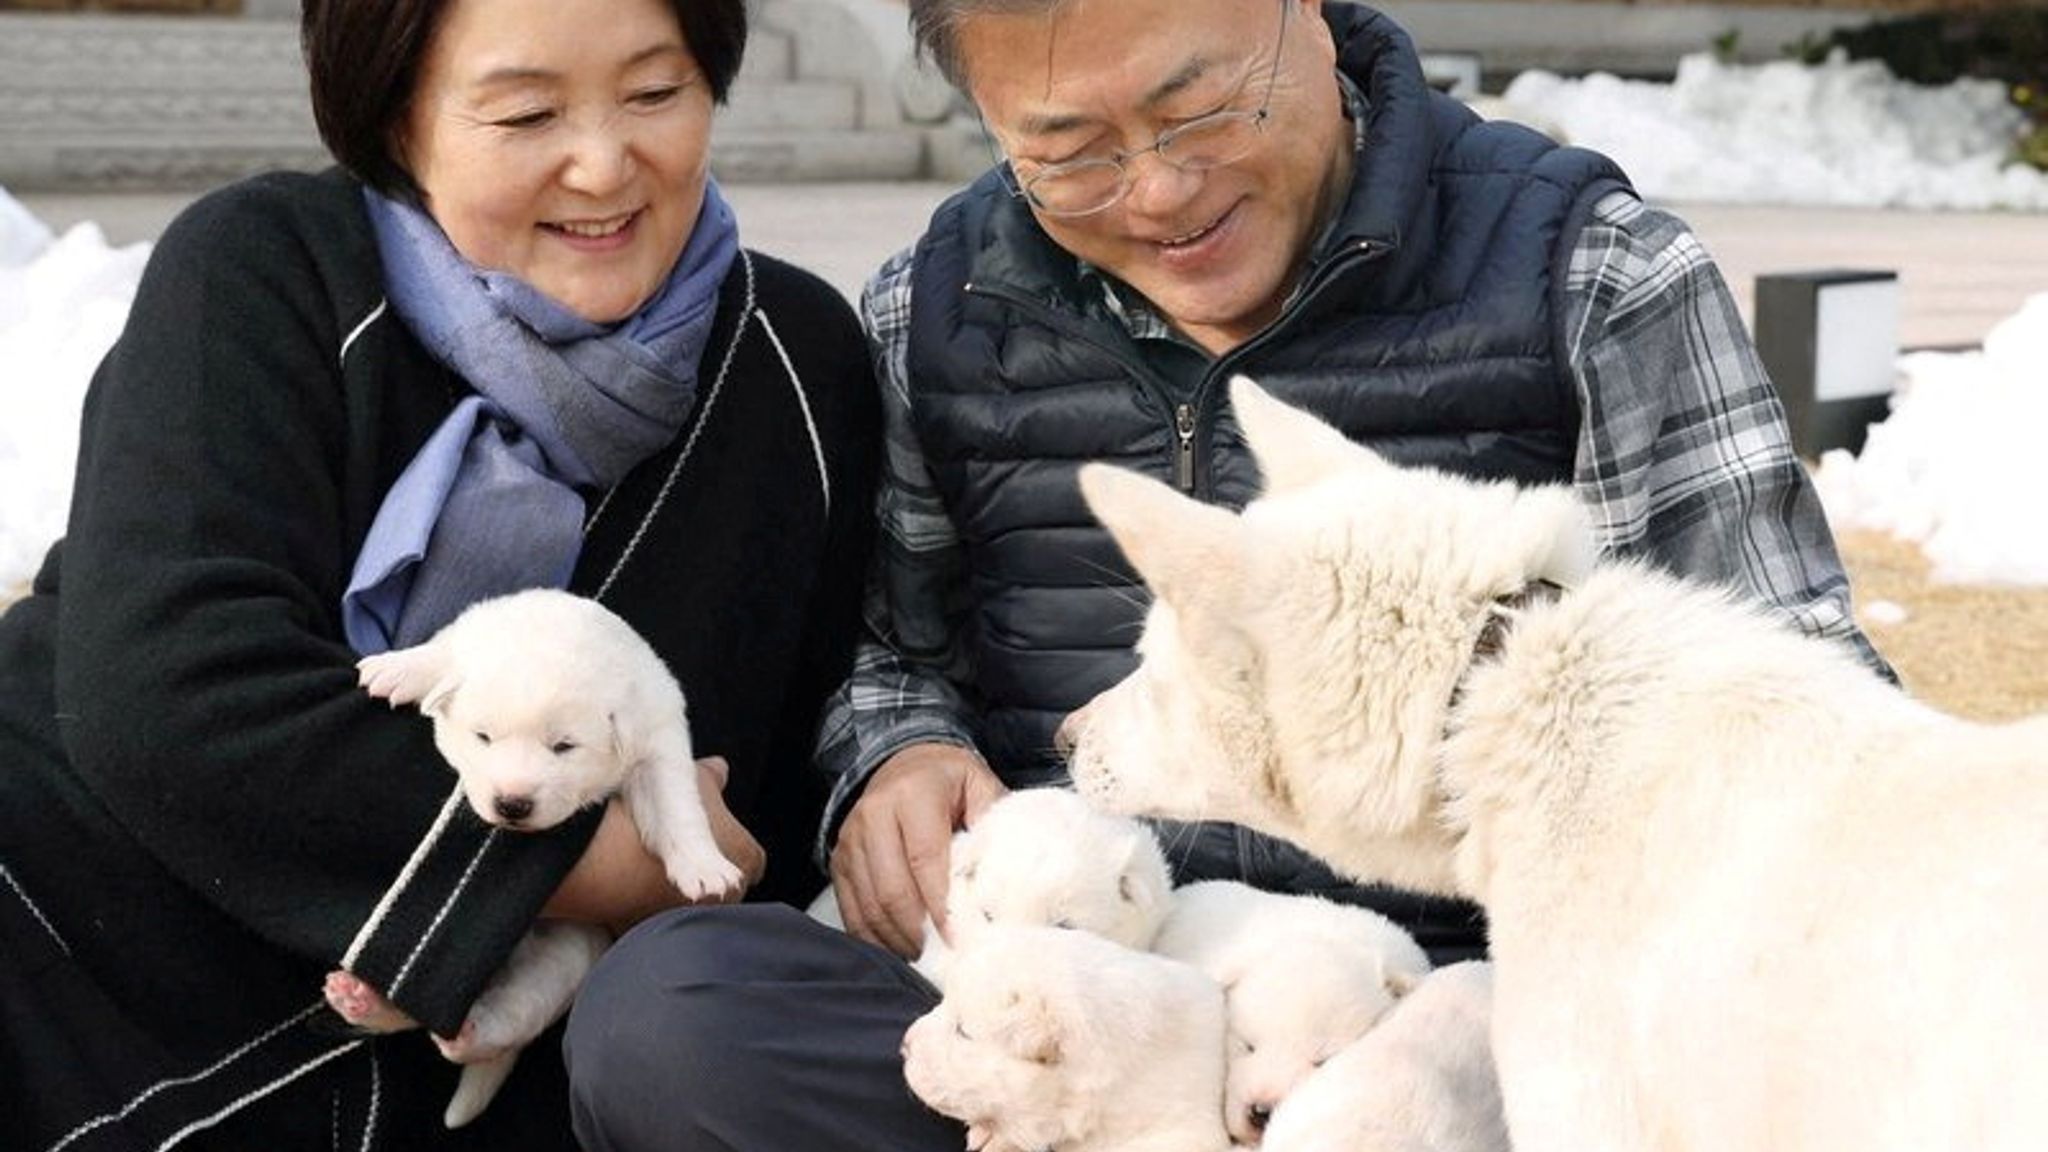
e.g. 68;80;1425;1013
325;588;742;1126
913;786;1173;989
1262;961;1507;1152
1066;378;2048;1152
1152;879;1430;1144
903;923;1233;1152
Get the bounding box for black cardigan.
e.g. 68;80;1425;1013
0;169;880;1151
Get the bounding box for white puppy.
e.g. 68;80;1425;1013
913;786;1173;989
328;588;741;1126
903;923;1232;1152
1152;880;1431;1144
1068;378;2048;1152
1262;961;1507;1152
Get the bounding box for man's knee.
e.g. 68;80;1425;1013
565;905;802;1143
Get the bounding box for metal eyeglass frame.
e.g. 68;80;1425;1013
997;0;1292;219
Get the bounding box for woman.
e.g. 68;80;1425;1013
0;0;878;1147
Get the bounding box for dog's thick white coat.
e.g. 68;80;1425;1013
1262;961;1507;1152
350;589;740;1126
913;787;1172;989
1153;880;1430;1143
1068;378;2048;1152
903;924;1233;1152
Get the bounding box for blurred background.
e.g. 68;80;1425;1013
2;0;2044;716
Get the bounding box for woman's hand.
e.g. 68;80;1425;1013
544;756;765;936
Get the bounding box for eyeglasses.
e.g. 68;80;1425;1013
1003;0;1291;219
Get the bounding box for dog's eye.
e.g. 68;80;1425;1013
1052;918;1076;931
474;731;492;746
550;739;578;756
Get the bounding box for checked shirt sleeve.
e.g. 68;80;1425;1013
1562;192;1892;677
813;247;987;866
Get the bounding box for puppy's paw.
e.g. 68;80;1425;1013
432;1019;516;1065
323;970;418;1033
355;646;438;706
666;852;747;903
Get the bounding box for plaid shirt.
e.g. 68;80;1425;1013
811;188;1888;865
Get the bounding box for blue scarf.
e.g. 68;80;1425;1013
342;181;739;654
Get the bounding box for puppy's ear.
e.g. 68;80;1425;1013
1077;463;1245;625
1000;986;1064;1066
1228;376;1385;496
1382;962;1424;999
418;677;460;719
608;711;628;766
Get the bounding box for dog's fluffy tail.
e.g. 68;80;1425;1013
445;1052;519;1129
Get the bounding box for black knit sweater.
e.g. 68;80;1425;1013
0;169;879;1151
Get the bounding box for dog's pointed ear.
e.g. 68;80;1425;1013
1229;376;1384;496
1077;463;1245;620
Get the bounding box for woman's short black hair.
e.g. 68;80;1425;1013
302;0;747;199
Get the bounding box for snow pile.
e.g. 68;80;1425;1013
1505;50;2048;210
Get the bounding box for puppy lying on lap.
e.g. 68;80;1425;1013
903;923;1233;1152
914;786;1173;990
325;588;742;1126
1262;961;1507;1152
1153;880;1431;1145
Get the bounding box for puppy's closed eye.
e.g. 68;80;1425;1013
550;739;578;755
474;731;493;746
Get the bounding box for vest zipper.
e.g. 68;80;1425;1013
967;237;1388;499
963;280;1191;487
1173;403;1198;492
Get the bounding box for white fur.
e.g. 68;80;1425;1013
348;589;741;1126
1068;377;2048;1152
913;787;1173;989
1153;880;1431;1144
1262;961;1507;1152
903;924;1232;1152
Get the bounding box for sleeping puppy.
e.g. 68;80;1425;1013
1262;962;1507;1152
903;924;1233;1152
913;786;1173;989
325;588;742;1126
1152;880;1432;1144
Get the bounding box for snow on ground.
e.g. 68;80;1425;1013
1;188;150;590
1505;50;2048;211
1813;293;2048;586
4;49;2048;592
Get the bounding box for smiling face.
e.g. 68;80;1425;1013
399;0;714;323
956;0;1351;354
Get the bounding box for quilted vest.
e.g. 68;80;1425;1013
906;2;1630;784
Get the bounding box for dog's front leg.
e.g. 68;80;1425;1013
623;737;745;901
433;919;609;1127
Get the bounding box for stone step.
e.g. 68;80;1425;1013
0;12;928;189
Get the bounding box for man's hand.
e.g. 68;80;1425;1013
544;757;764;936
830;742;1006;956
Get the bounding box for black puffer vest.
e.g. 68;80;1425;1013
908;3;1629;788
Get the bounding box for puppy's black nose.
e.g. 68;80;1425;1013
1247;1104;1272;1131
493;794;535;823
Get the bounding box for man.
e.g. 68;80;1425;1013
565;2;1885;1147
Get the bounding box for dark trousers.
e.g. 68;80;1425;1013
564;904;965;1152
